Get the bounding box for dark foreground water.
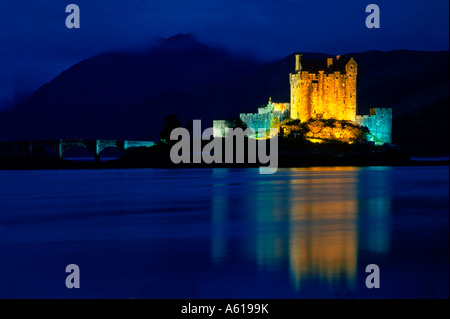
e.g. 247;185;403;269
0;167;448;298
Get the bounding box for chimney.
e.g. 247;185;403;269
327;57;333;68
295;54;302;72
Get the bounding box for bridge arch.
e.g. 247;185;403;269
0;139;154;161
59;140;154;161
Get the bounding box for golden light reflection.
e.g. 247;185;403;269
210;167;392;292
290;166;360;172
211;169;229;263
288;167;359;290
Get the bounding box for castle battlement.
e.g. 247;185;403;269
241;113;269;118
369;108;392;116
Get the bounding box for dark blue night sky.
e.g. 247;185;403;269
0;0;448;109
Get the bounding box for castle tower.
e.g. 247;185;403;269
344;57;357;122
290;54;301;120
289;54;357;122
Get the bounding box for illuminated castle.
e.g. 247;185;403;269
290;54;357;122
214;54;392;145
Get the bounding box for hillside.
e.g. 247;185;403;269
0;34;448;155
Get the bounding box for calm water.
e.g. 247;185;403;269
0;167;448;298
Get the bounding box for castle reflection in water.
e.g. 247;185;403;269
211;167;392;291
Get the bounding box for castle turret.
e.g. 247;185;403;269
344;57;357;122
327;58;333;68
295;54;302;72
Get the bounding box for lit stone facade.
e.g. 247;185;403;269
356;108;392;145
290;54;357;122
213;120;228;138
239;99;290;136
213;54;393;145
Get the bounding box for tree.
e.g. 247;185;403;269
270;117;281;128
160;114;182;143
225;118;247;130
279;118;302;136
301;119;370;144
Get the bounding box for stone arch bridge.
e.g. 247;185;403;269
0;139;155;161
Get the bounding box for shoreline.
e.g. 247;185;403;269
1;141;448;170
1;156;448;171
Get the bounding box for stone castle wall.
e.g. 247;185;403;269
240;100;290;136
290;56;357;123
356;108;392;145
213;120;228;138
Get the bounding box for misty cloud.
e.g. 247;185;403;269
0;0;448;109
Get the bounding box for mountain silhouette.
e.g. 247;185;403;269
0;34;448;154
